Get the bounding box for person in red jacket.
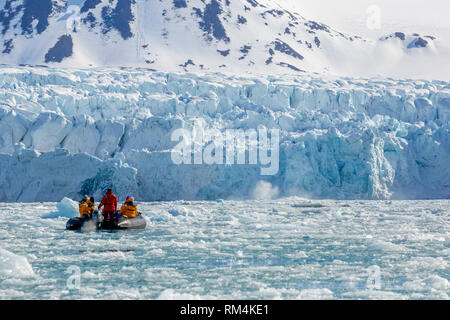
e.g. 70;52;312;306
98;189;118;220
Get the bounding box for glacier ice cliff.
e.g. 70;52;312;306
0;66;449;201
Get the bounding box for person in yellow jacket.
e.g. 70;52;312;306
118;196;138;219
87;197;96;214
79;195;92;219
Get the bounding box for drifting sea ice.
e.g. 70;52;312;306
0;199;448;300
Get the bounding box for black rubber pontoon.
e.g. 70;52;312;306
66;217;84;230
66;212;146;231
65;213;98;231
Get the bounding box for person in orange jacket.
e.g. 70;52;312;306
118;196;138;219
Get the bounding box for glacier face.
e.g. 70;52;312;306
0;66;449;201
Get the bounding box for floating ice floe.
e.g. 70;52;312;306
41;197;78;219
0;249;35;278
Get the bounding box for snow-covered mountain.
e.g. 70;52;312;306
0;0;445;78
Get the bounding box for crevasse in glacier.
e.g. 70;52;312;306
0;66;449;201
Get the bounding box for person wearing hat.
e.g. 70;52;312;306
118;196;138;219
79;195;92;219
87;196;96;215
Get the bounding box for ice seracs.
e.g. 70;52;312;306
0;66;449;201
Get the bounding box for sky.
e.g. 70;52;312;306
274;0;450;41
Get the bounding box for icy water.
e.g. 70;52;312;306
0;199;449;300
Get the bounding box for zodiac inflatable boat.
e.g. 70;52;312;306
66;212;146;231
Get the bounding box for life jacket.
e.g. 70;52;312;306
79;201;91;217
99;192;117;212
119;200;138;218
87;200;95;212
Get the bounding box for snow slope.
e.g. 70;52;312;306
0;0;448;79
0;66;449;201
